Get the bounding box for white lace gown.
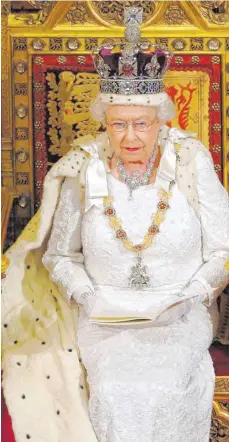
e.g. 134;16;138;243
43;149;229;442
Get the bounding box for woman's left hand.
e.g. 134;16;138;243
153;300;192;326
154;287;209;326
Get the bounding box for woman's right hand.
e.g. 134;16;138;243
72;288;96;316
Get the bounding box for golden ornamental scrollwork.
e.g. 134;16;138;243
164;5;191;26
198;1;229;25
92;1;156;26
215;378;229;393
211;407;229;440
1;1;11;16
14;0;54;25
221;403;229;414
65;2;97;25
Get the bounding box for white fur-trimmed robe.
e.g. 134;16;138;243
2;126;228;442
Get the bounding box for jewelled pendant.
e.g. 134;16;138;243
129;254;150;289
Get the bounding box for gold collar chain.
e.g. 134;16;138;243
104;180;175;254
103;180;175;289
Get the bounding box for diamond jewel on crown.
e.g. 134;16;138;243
92;7;173;96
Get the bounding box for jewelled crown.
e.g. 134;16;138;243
92;7;173;97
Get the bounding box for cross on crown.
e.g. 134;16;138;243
92;7;173;96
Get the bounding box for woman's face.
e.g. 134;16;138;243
105;104;162;164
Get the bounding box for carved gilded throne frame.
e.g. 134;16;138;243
1;1;229;439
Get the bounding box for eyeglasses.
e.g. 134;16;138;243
106;118;157;133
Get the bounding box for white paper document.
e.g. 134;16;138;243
88;285;193;325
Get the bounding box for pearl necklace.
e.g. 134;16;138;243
116;147;158;199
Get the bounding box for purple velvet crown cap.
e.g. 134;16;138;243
92;7;173;95
96;48;169;80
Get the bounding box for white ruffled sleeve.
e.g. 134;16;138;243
181;148;229;306
42;176;95;308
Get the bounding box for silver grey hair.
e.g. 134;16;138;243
90;93;176;123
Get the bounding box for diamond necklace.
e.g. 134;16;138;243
103;180;175;289
116;147;158;199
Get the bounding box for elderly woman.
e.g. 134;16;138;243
40;91;229;441
2;9;229;442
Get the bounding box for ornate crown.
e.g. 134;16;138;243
92;7;173;97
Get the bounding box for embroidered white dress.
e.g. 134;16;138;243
43;149;229;442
